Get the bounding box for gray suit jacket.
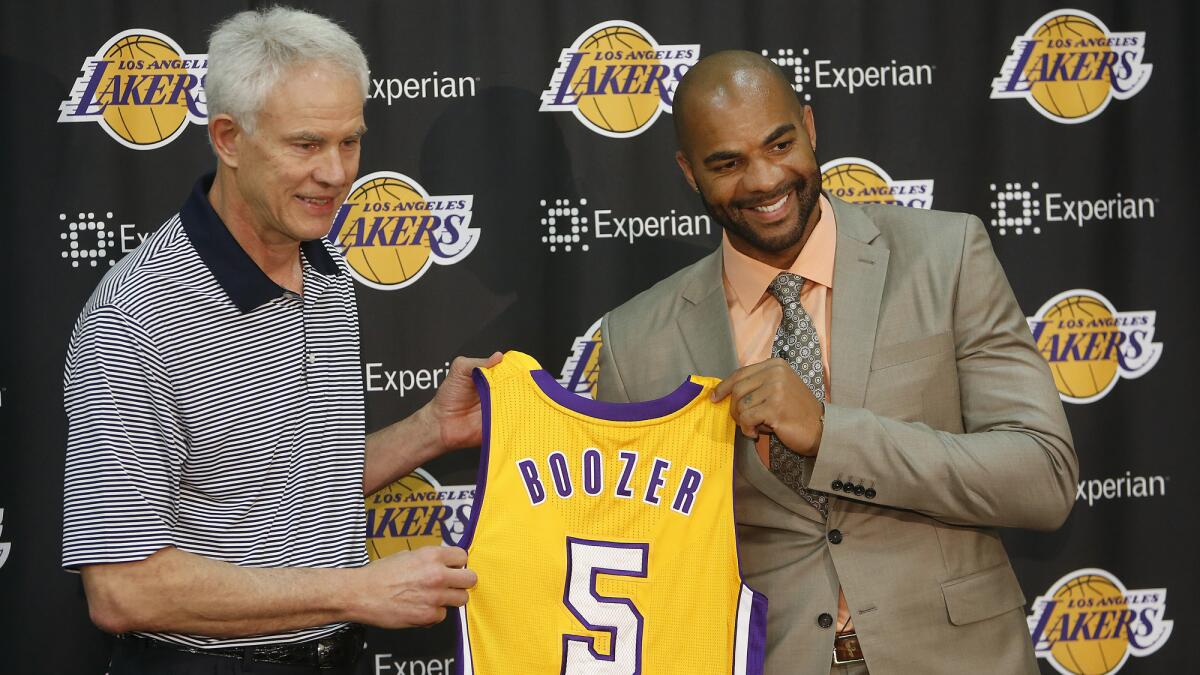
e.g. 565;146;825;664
597;196;1077;675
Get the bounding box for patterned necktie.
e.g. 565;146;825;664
766;272;829;517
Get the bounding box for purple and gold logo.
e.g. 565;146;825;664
541;20;698;138
559;318;603;399
991;9;1151;124
58;29;207;149
364;469;474;559
1027;290;1161;404
328;171;477;291
1029;568;1172;674
820;157;933;209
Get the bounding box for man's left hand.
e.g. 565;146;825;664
421;352;503;452
711;357;824;456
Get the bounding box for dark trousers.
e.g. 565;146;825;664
109;637;360;675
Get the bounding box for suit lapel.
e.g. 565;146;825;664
676;249;739;378
829;197;889;409
669;201;890;520
676;247;829;522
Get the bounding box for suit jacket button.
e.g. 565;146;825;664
843;482;857;493
831;480;843;491
827;529;843;545
853;484;866;496
817;613;834;629
865;488;877;499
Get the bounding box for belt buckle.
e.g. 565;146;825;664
315;638;335;669
315;625;363;670
832;632;865;665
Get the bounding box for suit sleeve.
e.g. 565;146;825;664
596;313;632;403
806;215;1078;531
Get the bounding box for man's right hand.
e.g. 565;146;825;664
352;546;477;628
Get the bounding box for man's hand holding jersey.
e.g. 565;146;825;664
712;358;824;456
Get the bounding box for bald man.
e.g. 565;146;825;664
596;51;1076;675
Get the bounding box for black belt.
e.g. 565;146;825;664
120;624;364;670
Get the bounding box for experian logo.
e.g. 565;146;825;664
369;72;479;105
760;47;933;102
1076;472;1168;506
987;181;1158;236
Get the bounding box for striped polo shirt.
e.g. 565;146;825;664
62;174;367;648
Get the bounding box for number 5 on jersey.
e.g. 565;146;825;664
562;538;648;674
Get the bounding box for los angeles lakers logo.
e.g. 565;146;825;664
820;157;934;209
1027;290;1161;404
558;318;603;399
364;469;475;559
58;30;207;149
540;20;699;138
328;171;477;291
1028;568;1172;674
991;9;1152;124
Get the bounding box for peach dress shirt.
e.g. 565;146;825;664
720;194;855;633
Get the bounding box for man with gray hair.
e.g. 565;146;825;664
62;8;493;673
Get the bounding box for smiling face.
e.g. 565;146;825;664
231;62;366;244
675;64;822;266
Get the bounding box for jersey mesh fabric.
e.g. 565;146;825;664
459;351;765;674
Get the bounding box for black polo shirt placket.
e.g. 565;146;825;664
180;172;346;396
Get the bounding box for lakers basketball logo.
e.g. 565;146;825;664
364;469;475;560
820;157;933;209
1027;290;1161;404
327;171;477;291
991;9;1151;124
1028;568;1172;674
541;20;699;138
558;318;603;399
58;29;207;149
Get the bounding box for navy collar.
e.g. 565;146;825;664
179;173;340;313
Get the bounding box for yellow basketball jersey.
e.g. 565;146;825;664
457;351;766;675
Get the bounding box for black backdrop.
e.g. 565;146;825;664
0;1;1193;673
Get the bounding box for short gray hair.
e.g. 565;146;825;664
206;6;369;133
